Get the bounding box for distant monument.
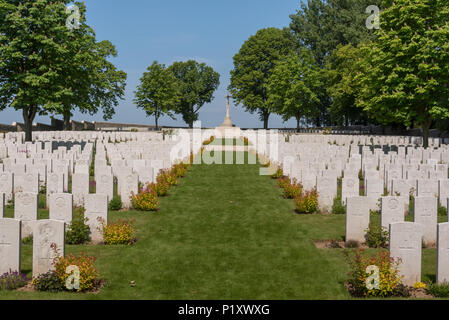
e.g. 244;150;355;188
216;93;240;138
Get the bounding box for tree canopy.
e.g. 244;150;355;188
229;28;294;129
268;48;322;131
356;0;449;147
168;60;220;128
0;0;126;138
134;61;179;130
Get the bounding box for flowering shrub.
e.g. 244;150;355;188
332;196;346;214
294;189;319;214
171;163;189;178
32;271;65;292
157;169;178;187
261;161;271;168
364;223;389;248
283;180;303;199
414;282;427;290
102;219;135;245
277;176;291;189
108;196;123;211
271;168;283;179
131;185;160;211
150;180;170;197
53;253;99;292
0;270;29;290
66;208;91;245
344;249;404;297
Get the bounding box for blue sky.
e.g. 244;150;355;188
0;0;303;129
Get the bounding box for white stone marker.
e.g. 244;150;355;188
49;193;73;224
437;223;449;284
0;218;21;274
0;172;13;202
0;193;4;218
32;219;65;278
317;176;337;212
120;173;138;209
438;179;449;207
389;222;422;286
414;196;438;246
342;177;360;203
72;173;89;207
14;192;38;238
84;194;108;244
346;197;370;243
417;180;438;198
95;174;113;203
14;172;39;193
381;196;404;230
46;172;64;202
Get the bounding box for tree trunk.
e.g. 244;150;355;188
421;118;432;149
315;116;321;128
296;115;301;133
22;107;37;142
155;115;159;131
263;112;270;130
63;112;71;131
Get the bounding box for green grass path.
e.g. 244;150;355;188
6;151;440;299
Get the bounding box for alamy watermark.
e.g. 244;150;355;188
366;265;380;290
65;265;80;290
366;5;380;30
66;5;80;31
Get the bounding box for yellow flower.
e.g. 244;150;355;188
414;282;427;290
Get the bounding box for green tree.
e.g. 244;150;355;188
229;28;294;129
0;0;74;141
289;0;381;66
289;0;382;126
54;14;127;131
268;49;323;131
325;44;370;126
356;0;449;148
0;0;126;138
134;61;179;130
168;60;220;128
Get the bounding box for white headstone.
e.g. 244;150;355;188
0;193;4;218
437;222;449;284
414;197;438;246
381;196;405;230
0;172;13;202
317;176;337;212
120;173;138;209
49;193;73;224
95;174;113;203
14;192;38;238
342;177;359;203
32;219;65;277
389;222;422;286
84;194;108;244
0;218;21;274
72;173;89;207
346;197;370;243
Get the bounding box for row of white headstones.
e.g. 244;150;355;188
0;131;186;279
272;134;449;286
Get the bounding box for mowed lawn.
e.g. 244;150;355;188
0;151;442;299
